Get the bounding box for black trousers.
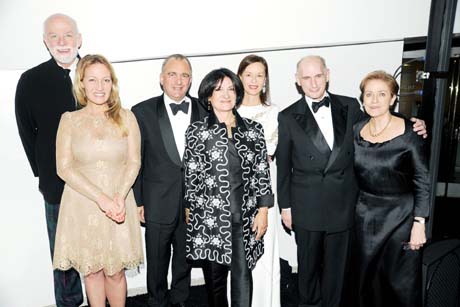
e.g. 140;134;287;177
145;218;191;307
201;224;253;307
296;227;350;307
45;201;83;307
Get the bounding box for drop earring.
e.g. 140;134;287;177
262;83;266;94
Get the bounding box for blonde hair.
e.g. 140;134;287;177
74;54;128;136
359;70;399;103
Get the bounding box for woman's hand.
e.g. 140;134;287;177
253;207;268;240
113;193;126;223
409;221;426;250
185;208;190;224
96;194;118;220
96;193;125;223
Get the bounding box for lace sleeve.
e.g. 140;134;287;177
117;110;141;198
56;112;103;201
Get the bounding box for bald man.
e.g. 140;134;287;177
15;13;83;307
277;55;426;307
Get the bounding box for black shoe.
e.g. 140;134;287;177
171;303;186;307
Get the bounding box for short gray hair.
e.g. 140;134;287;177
43;13;79;38
161;54;192;74
296;55;327;73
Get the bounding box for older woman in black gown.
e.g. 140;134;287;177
353;70;430;307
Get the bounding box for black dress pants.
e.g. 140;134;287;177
145;218;191;307
202;224;253;307
296;228;350;307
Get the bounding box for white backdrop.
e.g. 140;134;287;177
1;1;459;306
0;0;435;70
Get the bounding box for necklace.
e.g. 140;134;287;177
226;115;236;139
369;116;392;137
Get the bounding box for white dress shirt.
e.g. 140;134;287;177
305;94;334;150
164;94;192;160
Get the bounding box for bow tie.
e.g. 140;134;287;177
311;97;330;113
169;101;190;115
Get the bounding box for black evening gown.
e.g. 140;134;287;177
353;118;430;307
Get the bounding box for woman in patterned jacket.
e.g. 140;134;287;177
184;68;274;307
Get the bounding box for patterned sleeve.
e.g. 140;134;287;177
184;123;203;209
116;110;141;198
253;122;274;208
56;112;103;202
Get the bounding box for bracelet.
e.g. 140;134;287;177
414;218;425;224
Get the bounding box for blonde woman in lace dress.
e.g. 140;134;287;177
237;54;288;307
53;55;143;307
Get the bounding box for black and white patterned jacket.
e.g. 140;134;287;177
184;111;274;270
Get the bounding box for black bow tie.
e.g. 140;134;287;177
311;97;330;113
170;101;190;115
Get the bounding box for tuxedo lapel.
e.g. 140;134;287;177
324;95;348;173
293;98;331;158
157;96;182;166
190;99;201;124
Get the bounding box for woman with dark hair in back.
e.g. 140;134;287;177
184;68;274;307
237;54;283;307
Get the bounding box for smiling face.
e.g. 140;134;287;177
160;58;192;102
43;15;81;68
362;79;396;118
209;77;237;114
296;57;329;100
240;62;266;97
82;63;112;106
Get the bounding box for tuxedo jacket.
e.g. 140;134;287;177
277;93;363;233
131;95;207;224
15;58;76;204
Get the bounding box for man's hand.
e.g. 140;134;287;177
410;117;427;138
137;205;145;223
281;209;292;230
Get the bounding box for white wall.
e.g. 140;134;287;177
0;0;434;70
0;1;456;306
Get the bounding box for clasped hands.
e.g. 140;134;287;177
96;193;126;223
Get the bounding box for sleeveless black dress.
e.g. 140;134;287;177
353;118;430;307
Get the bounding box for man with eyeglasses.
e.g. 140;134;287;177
131;54;207;307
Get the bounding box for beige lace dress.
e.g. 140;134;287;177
53;108;144;276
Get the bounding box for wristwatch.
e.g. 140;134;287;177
414;218;425;224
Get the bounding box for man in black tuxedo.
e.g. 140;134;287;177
277;55;425;307
131;54;207;307
15;14;83;307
